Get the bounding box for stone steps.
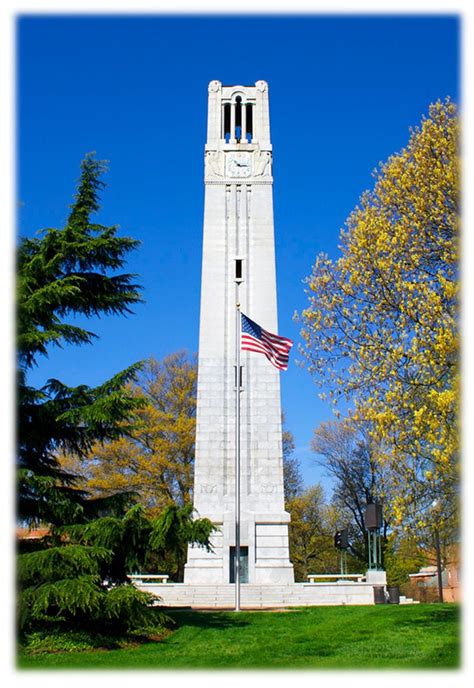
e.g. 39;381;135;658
399;595;419;604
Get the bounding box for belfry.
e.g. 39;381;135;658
183;80;294;585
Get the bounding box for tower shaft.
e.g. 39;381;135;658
184;81;294;585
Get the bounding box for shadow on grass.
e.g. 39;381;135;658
166;609;251;630
393;605;460;629
424;640;461;668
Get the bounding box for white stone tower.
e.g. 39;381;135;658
184;80;294;585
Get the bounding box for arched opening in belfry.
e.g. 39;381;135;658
222;97;254;143
223;103;231;142
246;104;253;142
235;96;242;142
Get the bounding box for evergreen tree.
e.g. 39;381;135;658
17;153;144;524
17;156;216;644
18;504;214;636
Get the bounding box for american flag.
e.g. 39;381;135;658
241;313;293;371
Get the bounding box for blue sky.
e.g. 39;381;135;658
17;14;459;491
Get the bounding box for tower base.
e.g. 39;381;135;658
183;511;294;585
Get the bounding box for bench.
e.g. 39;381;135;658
307;574;366;583
128;574;170;584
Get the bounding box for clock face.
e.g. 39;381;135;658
226;153;251;178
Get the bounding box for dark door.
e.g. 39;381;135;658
229;546;249;583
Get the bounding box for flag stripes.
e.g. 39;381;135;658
241;312;293;371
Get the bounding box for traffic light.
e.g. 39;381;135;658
334;529;348;549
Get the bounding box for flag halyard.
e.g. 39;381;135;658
241;313;293;370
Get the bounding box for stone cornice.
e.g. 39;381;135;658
204;180;273;185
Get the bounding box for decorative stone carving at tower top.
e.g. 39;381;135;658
205;151;224;177
254;151;272;176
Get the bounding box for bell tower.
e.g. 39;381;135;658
184;81;294;585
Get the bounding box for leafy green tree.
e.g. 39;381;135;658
17;153;143;525
282;414;304;503
287;484;339;581
383;533;428;588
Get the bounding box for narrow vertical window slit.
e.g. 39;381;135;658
235;259;243;280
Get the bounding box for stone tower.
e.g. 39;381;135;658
184;80;294;585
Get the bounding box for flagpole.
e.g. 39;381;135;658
235;301;241;612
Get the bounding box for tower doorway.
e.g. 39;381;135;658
229;546;249;583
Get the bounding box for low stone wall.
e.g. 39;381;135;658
136;582;379;608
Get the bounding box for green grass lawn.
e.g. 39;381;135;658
18;603;460;670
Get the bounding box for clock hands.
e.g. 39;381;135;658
228;156;251;176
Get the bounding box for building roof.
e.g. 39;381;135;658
16;527;50;540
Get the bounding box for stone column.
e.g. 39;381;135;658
230;102;236;143
241;102;247;143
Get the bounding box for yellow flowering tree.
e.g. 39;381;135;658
59;352;197;515
286;484;340;581
299;100;459;528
